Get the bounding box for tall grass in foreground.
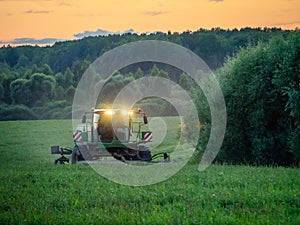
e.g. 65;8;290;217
0;120;299;224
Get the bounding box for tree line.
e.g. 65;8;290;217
192;30;299;167
217;33;300;166
0;27;293;118
0;27;290;72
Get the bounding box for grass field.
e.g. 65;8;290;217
0;120;299;224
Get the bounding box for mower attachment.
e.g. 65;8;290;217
51;146;73;164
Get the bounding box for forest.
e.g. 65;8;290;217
0;27;299;166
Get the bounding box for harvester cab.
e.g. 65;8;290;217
77;108;148;144
51;108;170;164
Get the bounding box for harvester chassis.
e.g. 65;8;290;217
51;143;170;164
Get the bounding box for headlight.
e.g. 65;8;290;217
104;110;114;115
122;110;133;115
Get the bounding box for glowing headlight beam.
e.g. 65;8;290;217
121;110;133;115
104;110;114;115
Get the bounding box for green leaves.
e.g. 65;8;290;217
10;73;56;107
219;32;300;166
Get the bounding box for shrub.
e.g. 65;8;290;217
0;104;38;121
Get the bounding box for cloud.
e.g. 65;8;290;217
269;20;300;27
144;11;168;16
74;29;136;39
0;0;51;1
0;38;63;46
59;1;71;6
0;0;52;2
24;9;53;14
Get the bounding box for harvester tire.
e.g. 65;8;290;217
79;146;92;161
55;159;64;164
138;146;152;161
71;150;78;164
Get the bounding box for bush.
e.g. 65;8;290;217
218;32;300;166
0;104;38;121
32;100;72;120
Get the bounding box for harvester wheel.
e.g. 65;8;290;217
79;145;92;161
55;155;69;164
71;144;81;164
138;146;152;161
71;150;78;164
55;159;64;164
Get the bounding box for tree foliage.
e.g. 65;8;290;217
10;73;56;106
218;31;300;166
0;104;38;121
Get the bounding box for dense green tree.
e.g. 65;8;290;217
10;73;56;106
134;68;144;80
0;104;38;120
218;32;300;166
64;68;74;89
271;33;300;164
55;85;65;100
65;85;75;102
123;75;135;85
16;54;30;68
41;64;53;75
31;64;40;74
71;60;90;85
5;45;19;67
150;64;160;77
0;84;4;101
54;72;64;87
179;73;193;90
0;71;17;104
157;69;169;79
10;78;28;105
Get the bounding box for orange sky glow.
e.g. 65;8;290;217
0;0;299;45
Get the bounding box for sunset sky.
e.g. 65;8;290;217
1;0;300;45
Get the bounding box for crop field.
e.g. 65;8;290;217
0;119;299;224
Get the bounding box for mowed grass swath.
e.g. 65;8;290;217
0;120;299;224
